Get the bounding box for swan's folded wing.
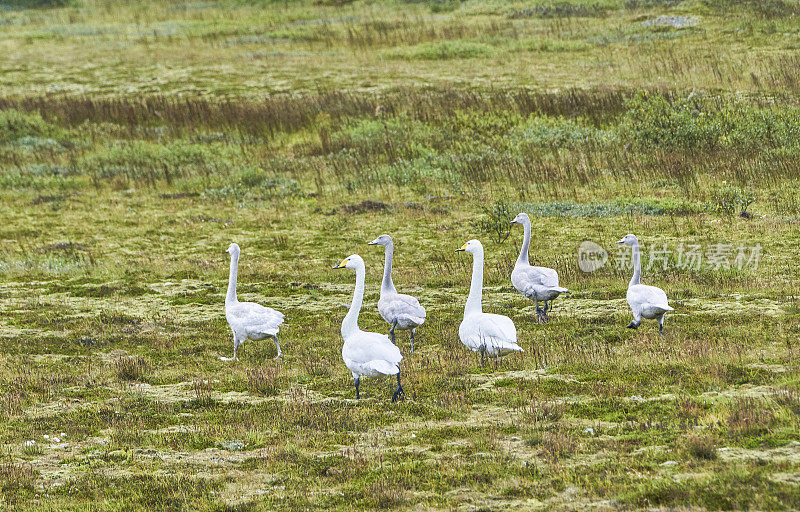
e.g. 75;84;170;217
344;332;403;366
367;359;400;375
382;293;426;321
230;302;285;328
513;266;561;295
633;285;670;310
476;313;518;345
525;266;560;287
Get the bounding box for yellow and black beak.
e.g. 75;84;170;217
333;258;348;269
455;243;467;253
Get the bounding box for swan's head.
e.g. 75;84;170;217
510;212;529;225
455;239;483;255
226;243;240;256
367;234;393;247
616;234;639;246
332;254;364;271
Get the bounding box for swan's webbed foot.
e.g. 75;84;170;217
391;373;405;402
536;307;550;323
220;346;239;362
626;321;640;329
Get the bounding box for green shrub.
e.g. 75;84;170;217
618;93;722;150
511;115;612;148
708;184;756;216
81;141;234;183
331;116;441;159
375;154;462;191
0;110;62;143
202;169;301;200
390;40;495;60
446;110;523;140
619;93;800;151
473;199;512;243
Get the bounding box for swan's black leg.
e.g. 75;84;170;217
390;321;397;345
480;346;486;367
534;298;545;323
354;377;360;399
410;328;415;353
391;372;405;402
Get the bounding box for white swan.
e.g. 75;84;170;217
333;254;405;401
222;243;285;361
368;234;426;353
510;212;568;323
616;234;674;334
456;240;523;365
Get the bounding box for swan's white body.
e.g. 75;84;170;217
617;234;673;333
369;235;426;352
334;254;404;401
456;240;523;359
223;243;285;361
510;213;567;321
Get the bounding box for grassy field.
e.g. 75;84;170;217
2;0;800;510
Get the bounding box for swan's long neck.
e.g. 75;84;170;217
516;218;531;266
465;248;484;315
342;264;365;339
226;253;239;304
380;242;397;295
630;242;641;287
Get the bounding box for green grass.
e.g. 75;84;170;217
1;0;800;510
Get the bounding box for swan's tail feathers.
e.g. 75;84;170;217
262;307;285;325
397;313;425;327
490;340;524;354
550;286;568;294
369;360;401;375
660;305;674;312
253;325;280;336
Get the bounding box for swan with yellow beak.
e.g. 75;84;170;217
333;254;405;401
